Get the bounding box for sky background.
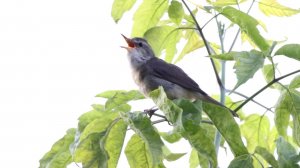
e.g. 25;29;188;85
0;0;300;167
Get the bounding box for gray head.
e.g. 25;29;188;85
121;34;155;68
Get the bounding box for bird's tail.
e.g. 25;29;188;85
200;95;239;118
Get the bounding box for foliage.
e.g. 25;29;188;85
40;0;300;167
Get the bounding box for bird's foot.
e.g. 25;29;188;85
144;107;171;125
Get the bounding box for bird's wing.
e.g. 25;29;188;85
146;58;208;96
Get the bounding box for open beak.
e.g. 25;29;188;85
121;34;135;49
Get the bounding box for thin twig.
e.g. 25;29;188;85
233;69;300;112
181;0;224;90
226;89;274;113
228;0;256;52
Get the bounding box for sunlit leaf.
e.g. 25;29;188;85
78;110;105;132
168;0;184;25
122;112;164;167
131;0;168;37
218;6;270;51
228;154;253;168
240;114;271;152
125;134;161;168
149;87;183;125
144;26;182;63
163;146;186;161
290;75;300;89
160;131;182;143
175;31;204;63
258;0;300;17
203;102;248;156
189;149;200;168
210;0;248;6
262;64;275;83
111;0;137;23
275;44;300;61
275;90;300;146
276;137;300;168
105;120;127;168
40;129;76;168
233;50;265;91
174;99;217;168
210;51;249;61
255;146;279;168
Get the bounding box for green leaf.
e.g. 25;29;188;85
203;102;248;156
122;112;164;167
228;154;253;168
149;87;183;125
96;90;126;98
78;109;105;132
276;137;300;168
258;0;300;17
240;114;271;152
255;146;279;168
262;64;275;84
160;131;182;143
131;0;168;37
218;6;270;51
72;113;120;167
144;26;182;63
174;99;217;168
189;149;199;168
99;90;144;112
210;51;248;61
125;134;163;168
111;0;137;23
275;90;300;146
175;30;204;63
105;120;127;168
168;1;184;25
290;75;300;89
233;50;265;91
275;44;300;61
210;0;248;6
162;146;186;161
275;91;291;138
40;129;76;168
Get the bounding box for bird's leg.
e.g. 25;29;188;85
144;107;171;125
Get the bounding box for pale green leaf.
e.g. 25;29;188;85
233;50;265;91
258;0;300;17
189;149;200;168
125;134;154;168
105;120;127;168
262;64;275;83
162;146;186;161
254;146;279;168
175;31;204;63
276;137;300;168
168;0;184;25
39;129;76;168
96;90;126;98
218;6;270;51
111;0;137;23
228;154;253;168
290;75;300;89
149;87;183;125
240;114;271;152
275;90;300;146
144;26;182;63
275;44;300;61
131;0;168;37
210;0;248;6
203;102;248;156
210;51;249;61
174;99;217;168
78;110;105;132
160;131;182;143
122;112;164;167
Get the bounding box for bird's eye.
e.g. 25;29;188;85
138;42;143;47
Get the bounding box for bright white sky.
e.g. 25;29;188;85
0;0;299;168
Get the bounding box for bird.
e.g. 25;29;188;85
121;34;238;117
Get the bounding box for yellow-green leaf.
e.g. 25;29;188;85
258;0;300;17
275;44;300;62
111;0;137;23
168;0;184;25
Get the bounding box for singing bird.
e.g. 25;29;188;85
121;34;238;117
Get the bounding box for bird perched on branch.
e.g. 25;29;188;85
121;34;238;117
